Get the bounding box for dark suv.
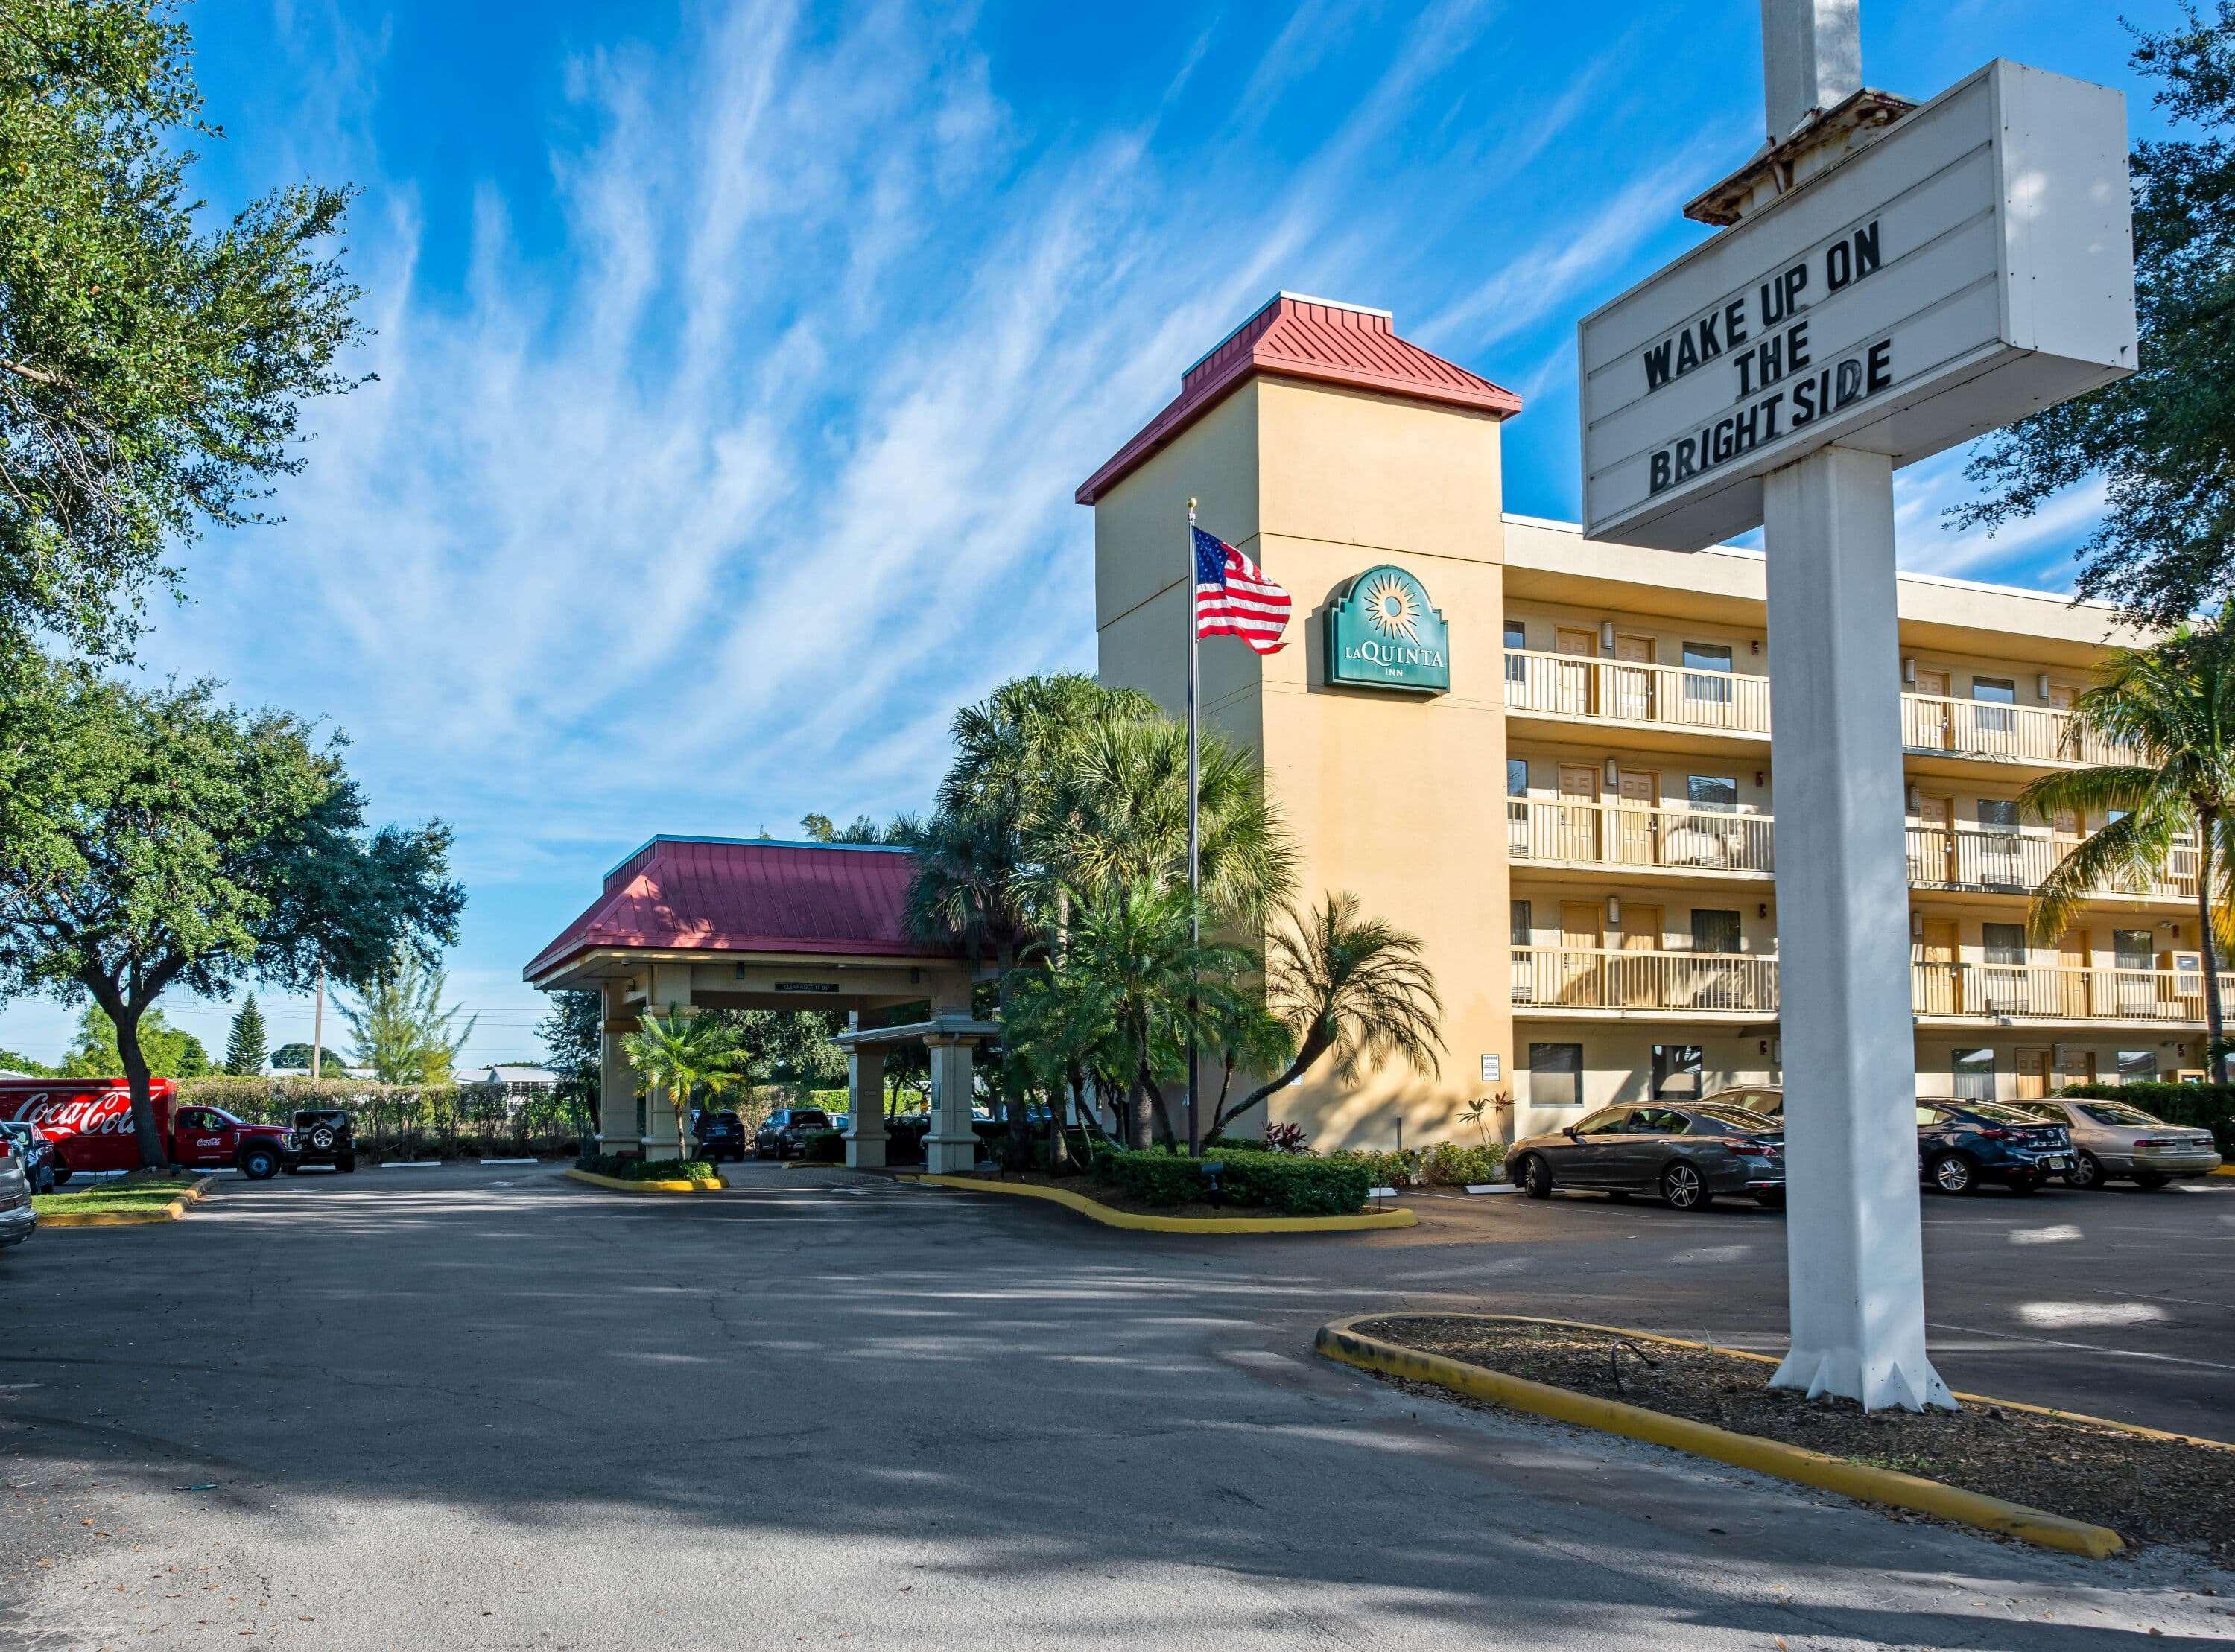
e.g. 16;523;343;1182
0;1120;58;1195
754;1108;834;1160
1918;1100;2073;1194
692;1111;749;1163
290;1108;358;1174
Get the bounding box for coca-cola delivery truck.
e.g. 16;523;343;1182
0;1078;299;1181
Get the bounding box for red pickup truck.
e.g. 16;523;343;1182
0;1078;299;1181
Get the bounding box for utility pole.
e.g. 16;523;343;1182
311;962;326;1081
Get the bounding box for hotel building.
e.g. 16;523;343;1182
1078;292;2204;1149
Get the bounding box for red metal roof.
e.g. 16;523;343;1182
524;837;954;982
1075;293;1521;505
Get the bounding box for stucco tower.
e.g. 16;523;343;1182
1078;293;1521;1151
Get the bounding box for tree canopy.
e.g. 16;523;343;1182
0;652;463;1162
1953;6;2235;623
270;1039;349;1073
223;992;267;1076
0;0;366;655
341;952;475;1084
60;1003;206;1078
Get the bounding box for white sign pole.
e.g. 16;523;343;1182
1754;1;1950;1411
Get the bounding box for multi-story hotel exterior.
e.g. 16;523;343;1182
1080;292;2204;1149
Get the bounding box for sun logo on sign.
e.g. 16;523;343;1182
1360;574;1422;644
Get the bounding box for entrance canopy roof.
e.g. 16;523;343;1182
524;836;959;991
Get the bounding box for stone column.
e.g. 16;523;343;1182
843;1026;888;1169
597;981;641;1157
923;1035;980;1175
640;965;696;1163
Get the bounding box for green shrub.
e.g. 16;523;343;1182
1322;1146;1424;1189
2058;1083;2235;1155
578;1154;718;1182
1097;1147;1372;1216
799;1129;845;1164
1421;1140;1507;1186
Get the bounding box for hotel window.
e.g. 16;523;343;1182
1504;618;1527;652
1982;922;2026;967
1977;798;2020;833
2114;928;2155;971
1528;1043;1583;1108
1652;1043;1704;1099
2117;1049;2158;1082
1952;1047;1996;1103
1682;641;1734;706
1511;900;1532;947
1687;774;1738;813
1507;757;1528;796
1504;619;1527;690
1690;909;1740;954
1973;676;2017;735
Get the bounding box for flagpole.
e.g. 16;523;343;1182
1185;497;1202;1160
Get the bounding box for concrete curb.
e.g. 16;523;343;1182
910;1173;1418;1233
562;1168;723;1195
37;1175;218;1228
1313;1312;2127;1559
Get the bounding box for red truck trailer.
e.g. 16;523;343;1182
0;1078;299;1181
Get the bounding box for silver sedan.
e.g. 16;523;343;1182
2023;1097;2222;1190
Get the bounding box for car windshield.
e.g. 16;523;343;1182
792;1111;830;1128
1692;1107;1778;1133
1965;1102;2055;1125
208;1109;243;1128
2079;1102;2162;1127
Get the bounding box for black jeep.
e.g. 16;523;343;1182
691;1110;749;1163
290;1108;358;1173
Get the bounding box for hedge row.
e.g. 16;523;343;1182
2058;1083;2235;1155
1094;1147;1372;1216
578;1154;718;1182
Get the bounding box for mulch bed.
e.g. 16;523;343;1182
1356;1315;2235;1560
932;1166;1383;1222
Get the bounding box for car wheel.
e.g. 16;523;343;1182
2069;1151;2105;1191
1660;1162;1711;1210
1928;1151;1975;1195
2134;1170;2170;1190
1521;1155;1553;1199
239;1145;281;1181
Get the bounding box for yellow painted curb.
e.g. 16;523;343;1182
563;1168;723;1195
36;1175;217;1228
912;1173;1416;1233
1314;1313;2125;1559
2212;1165;2235;1177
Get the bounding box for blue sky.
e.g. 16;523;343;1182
0;0;2181;1070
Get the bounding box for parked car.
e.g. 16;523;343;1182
1916;1100;2073;1194
0;1128;37;1251
289;1108;358;1174
2020;1097;2222;1189
754;1108;834;1160
0;1080;297;1180
0;1119;60;1195
1699;1084;1783;1118
691;1110;749;1163
1507;1103;1787;1210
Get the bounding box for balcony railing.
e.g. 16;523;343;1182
1912;962;2234;1023
1900;693;2137;765
1512;947;2233;1024
1503;649;1771;734
1502;646;2138;766
1511;947;1779;1013
1507;799;1775;874
1904;825;2196;900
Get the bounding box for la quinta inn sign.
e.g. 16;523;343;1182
1325;565;1449;693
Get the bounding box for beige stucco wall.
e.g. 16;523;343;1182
1094;373;1514;1151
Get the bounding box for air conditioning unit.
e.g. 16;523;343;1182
2162;950;2204;984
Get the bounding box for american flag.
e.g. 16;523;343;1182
1193;527;1291;654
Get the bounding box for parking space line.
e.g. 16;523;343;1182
1928;1319;2235;1374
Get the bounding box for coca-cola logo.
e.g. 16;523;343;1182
7;1087;136;1137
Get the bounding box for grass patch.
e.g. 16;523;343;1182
33;1174;201;1216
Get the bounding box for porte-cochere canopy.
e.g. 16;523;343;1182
524;836;993;1170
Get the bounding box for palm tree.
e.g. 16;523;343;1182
2022;627;2235;1081
1006;881;1257;1148
1204;892;1445;1140
623;1011;749;1156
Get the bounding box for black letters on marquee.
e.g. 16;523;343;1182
1641;220;1892;497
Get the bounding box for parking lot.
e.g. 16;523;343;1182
2;1165;2231;1647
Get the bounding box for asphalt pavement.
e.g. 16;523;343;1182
2;1163;2232;1649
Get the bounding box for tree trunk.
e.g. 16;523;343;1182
1126;1067;1153;1151
1208;1030;1329;1141
2201;805;2228;1084
1144;1074;1177;1146
106;993;167;1171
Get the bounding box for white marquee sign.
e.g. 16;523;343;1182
1580;60;2137;551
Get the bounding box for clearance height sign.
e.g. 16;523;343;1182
1579;60;2137;552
